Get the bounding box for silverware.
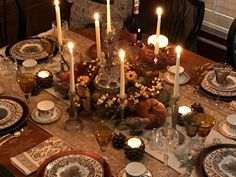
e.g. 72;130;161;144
0;129;24;146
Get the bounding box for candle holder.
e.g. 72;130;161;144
124;137;145;161
94;25;120;92
64;91;83;131
169;96;179;128
115;97;128;131
35;69;53;88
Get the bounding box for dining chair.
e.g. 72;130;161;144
140;0;205;50
0;0;26;47
226;18;236;69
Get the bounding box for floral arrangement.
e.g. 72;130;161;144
54;51;169;119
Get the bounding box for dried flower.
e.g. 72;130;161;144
126;71;137;81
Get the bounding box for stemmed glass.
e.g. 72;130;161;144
158;127;179;177
92;121;113;161
16;66;35;102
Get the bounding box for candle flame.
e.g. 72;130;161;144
54;0;59;6
175;46;182;54
94;13;99;20
138;28;141;33
119;49;125;61
67;42;74;54
156;7;163;16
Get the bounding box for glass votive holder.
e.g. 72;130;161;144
195;113;216;137
124;137;145;161
35;69;53;88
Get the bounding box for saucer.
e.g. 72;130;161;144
31;106;61;124
164;72;190;85
218;119;236;140
117;168;152;177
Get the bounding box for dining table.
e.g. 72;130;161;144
0;28;235;177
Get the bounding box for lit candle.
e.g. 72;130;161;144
107;0;111;34
173;46;182;98
178;106;192;116
119;49;125;99
37;70;50;78
147;34;168;49
68;42;75;94
54;0;63;46
94;13;101;59
127;137;142;148
155;7;163;55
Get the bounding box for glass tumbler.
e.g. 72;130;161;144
213;62;232;84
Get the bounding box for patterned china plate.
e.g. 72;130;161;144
44;154;104;177
203;147;236;177
163;72;190;85
8;38;54;61
31;106;61;124
201;70;236;97
117;168;152;177
0;98;24;129
218;120;236;140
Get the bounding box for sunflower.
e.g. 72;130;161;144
126;70;137;81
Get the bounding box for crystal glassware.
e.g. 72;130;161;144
213;62;232;85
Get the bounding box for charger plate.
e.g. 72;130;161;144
218;120;236;140
201;70;236;97
37;150;111;177
196;144;236;177
203;147;236;177
0;96;28;135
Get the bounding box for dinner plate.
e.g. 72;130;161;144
37;150;111;177
117;168;152;177
6;38;58;63
203;147;236;177
218;120;236;140
0;96;28;135
195;144;236;177
201;70;236;97
31;106;61;124
163;72;190;85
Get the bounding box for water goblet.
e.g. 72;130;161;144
213;62;232;85
158;127;179;177
16;66;35;102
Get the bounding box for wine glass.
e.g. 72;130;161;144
92;121;113;160
158;127;179;177
16;66;35;102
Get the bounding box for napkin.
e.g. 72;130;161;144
10;136;72;176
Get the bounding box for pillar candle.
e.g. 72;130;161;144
94;13;101;59
54;0;63;46
68;42;75;94
107;0;112;34
173;46;182;98
119;49;125;99
154;7;163;55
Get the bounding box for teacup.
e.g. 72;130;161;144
22;59;37;73
167;65;184;78
37;100;54;119
125;162;147;177
226;114;236;132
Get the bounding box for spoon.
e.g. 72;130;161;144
0;129;24;146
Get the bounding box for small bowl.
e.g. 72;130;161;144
226;114;236;132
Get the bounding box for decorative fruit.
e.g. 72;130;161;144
60;71;70;83
136;98;166;129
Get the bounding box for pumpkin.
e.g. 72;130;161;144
136;98;166;129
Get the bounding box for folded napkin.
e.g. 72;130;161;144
10;136;72;176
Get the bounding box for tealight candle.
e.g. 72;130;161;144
124;137;145;161
127;137;142;148
147;34;168;49
37;70;50;78
178;106;192;116
35;70;53;88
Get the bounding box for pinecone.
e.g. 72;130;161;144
111;133;126;149
191;103;204;113
31;85;42;96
